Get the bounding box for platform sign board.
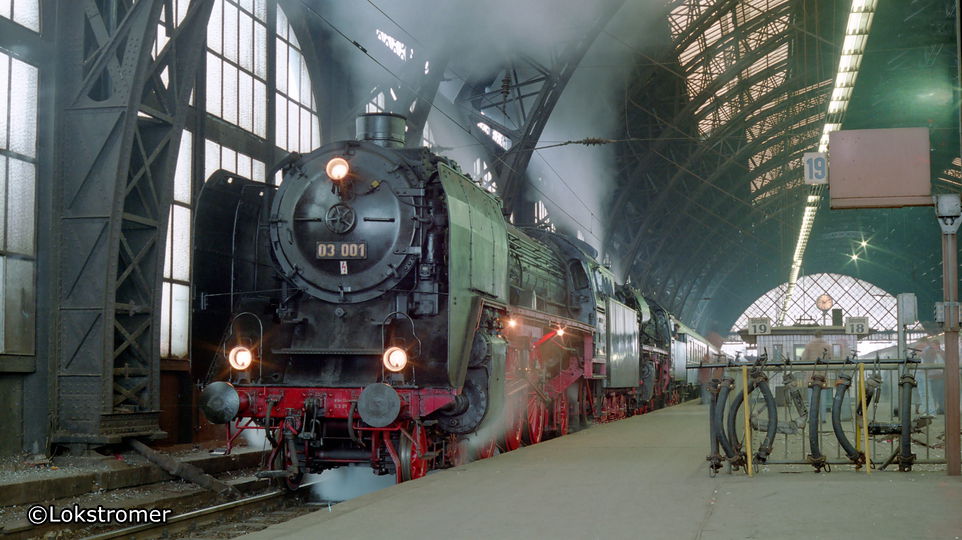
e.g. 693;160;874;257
748;317;772;335
845;317;869;335
803;152;828;185
828;128;931;209
897;292;918;326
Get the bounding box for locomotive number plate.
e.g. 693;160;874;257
317;241;368;259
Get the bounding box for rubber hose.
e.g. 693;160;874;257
708;383;720;457
725;379;778;462
726;381;754;454
900;376;914;467
808;380;824;462
714;379;737;459
755;380;778;462
832;375;861;462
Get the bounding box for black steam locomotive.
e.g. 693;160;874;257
196;113;716;485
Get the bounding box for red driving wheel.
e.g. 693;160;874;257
556;396;569;436
400;423;429;482
525;394;547;444
479;438;497;459
504;393;525;451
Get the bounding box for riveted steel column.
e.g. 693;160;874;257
936;194;961;475
52;0;212;448
942;232;960;475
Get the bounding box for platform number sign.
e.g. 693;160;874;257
748;317;771;335
845;317;869;335
803;152;828;185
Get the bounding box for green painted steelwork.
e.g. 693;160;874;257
438;162;508;386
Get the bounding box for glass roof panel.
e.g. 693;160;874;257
732;273;898;332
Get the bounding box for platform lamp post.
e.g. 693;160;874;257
935;194;961;476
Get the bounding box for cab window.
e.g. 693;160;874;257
569;261;589;289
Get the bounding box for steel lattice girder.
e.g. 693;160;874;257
612;50;796;255
53;0;212;445
607;1;796;224
614;71;823;280
453;0;626;221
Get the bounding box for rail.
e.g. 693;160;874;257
83;482;316;540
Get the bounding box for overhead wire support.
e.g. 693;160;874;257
776;0;878;325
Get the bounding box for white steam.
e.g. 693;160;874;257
238;421;394;502
308;466;396;502
319;0;665;267
239;421;270;450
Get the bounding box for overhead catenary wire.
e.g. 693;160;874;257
301;0;613;244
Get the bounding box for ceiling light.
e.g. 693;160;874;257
777;0;876;325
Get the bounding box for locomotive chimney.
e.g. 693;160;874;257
356;112;406;148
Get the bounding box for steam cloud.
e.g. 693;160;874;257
309;466;396;502
317;0;667;270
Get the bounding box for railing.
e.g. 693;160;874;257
694;360;951;473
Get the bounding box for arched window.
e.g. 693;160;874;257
731;272;899;333
275;6;320;153
160;0;320;358
206;0;268;136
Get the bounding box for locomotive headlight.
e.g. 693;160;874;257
326;157;350;181
382;346;408;372
228;346;254;370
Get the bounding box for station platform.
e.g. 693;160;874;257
240;402;962;540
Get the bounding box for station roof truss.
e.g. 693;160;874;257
604;0;959;335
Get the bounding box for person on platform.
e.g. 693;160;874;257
801;330;831;363
698;332;726;405
920;336;945;415
698;352;720;405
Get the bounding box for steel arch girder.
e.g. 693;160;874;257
615;76;826;273
608;8;799;235
54;0;213;445
629;217;746;317
613;51;796;235
621;173;785;317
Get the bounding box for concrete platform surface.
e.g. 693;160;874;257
240;403;962;540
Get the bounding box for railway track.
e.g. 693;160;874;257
82;483;320;540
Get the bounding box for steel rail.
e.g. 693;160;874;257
83;483;316;540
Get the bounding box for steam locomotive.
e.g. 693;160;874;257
197;113;718;485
